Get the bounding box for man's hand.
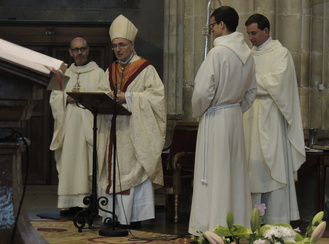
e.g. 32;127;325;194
116;91;126;105
67;96;76;104
108;91;126;104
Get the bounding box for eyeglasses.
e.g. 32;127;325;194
70;47;88;53
209;23;217;29
111;42;131;50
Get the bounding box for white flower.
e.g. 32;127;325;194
264;227;281;239
263;226;296;243
310;221;327;242
204;231;225;244
253;239;268;244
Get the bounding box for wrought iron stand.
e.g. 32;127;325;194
68;92;130;237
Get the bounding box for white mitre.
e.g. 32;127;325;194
109;15;138;42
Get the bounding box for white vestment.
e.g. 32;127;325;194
243;40;306;224
188;32;257;235
98;55;166;224
49;61;108;208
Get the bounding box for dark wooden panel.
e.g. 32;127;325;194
0;21;113;184
0;141;48;243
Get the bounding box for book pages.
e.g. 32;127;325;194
0;38;69;90
0;48;51;74
0;38;67;74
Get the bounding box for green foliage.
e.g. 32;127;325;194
226;211;234;229
213;224;251;240
192;209;326;244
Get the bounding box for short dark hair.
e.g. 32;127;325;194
210;6;239;32
245;14;270;31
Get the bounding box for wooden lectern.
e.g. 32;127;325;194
0;56;66;243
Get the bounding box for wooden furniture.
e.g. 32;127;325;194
297;151;329;210
0;20;112;241
0;20;113;184
159;121;198;223
0;49;53;242
0;140;48;244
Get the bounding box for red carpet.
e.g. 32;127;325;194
31;220;192;243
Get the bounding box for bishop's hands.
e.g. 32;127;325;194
108;90;126;105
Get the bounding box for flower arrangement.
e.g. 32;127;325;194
192;204;327;244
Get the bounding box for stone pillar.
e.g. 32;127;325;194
276;1;309;128
183;0;206;121
309;1;329;130
163;0;184;120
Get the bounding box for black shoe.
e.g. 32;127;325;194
118;221;141;229
60;207;83;216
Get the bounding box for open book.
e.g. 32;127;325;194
0;38;69;90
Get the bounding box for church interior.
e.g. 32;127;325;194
1;0;329;243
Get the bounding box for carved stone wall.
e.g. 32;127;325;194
163;0;329;138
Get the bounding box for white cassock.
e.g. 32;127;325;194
188;32;257;235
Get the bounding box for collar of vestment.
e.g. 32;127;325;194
251;39;283;56
256;36;272;51
213;32;250;64
68;61;99;74
108;56;150;92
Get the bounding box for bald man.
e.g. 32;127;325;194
50;37;109;215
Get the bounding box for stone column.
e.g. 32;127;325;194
163;0;184;120
309;0;329;130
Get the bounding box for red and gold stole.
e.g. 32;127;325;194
108;58;150;92
106;58;150;194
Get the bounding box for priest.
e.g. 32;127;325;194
50;37;109;214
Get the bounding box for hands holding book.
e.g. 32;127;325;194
108;91;126;105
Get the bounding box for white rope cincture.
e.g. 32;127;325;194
201;103;240;185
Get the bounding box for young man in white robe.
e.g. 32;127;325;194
243;14;306;224
97;15;166;228
188;6;257;235
49;37;109;214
